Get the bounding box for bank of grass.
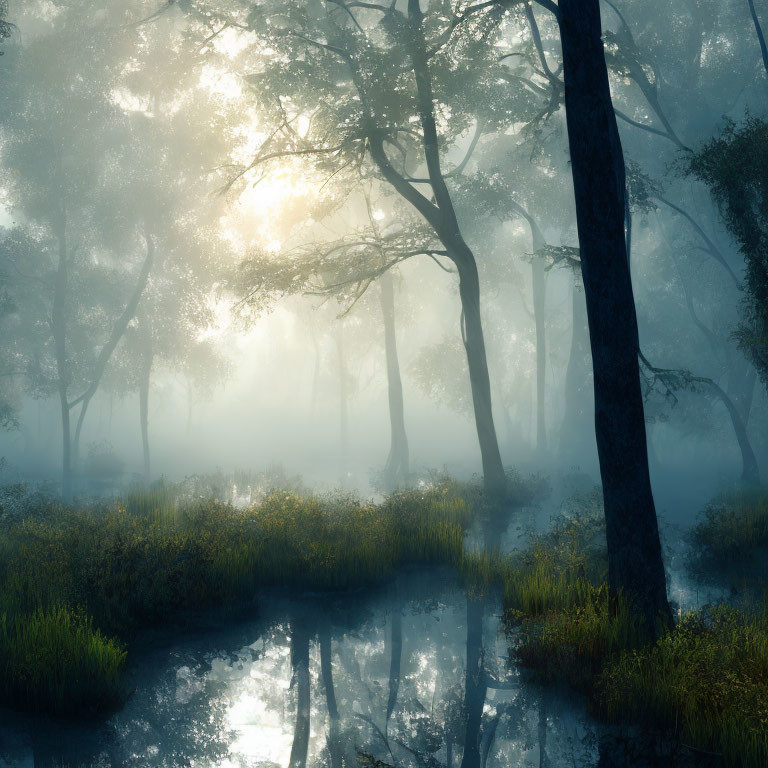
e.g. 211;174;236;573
689;488;768;590
506;496;768;767
0;478;485;715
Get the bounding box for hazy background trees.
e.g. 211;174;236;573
0;0;764;516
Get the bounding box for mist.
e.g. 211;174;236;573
0;0;766;765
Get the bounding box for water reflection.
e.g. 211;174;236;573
0;571;662;768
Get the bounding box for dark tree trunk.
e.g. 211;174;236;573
139;312;153;482
380;271;409;489
460;597;487;768
559;0;671;629
52;216;72;502
289;620;311;768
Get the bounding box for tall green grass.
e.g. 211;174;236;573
598;606;768;768
0;482;484;715
0;605;125;715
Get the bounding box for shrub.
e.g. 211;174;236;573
689;489;768;585
598;606;768;768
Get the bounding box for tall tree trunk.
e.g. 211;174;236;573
71;397;92;479
559;0;671;629
460;596;487;768
335;326;349;481
532;258;548;454
289;619;311;768
456;255;507;498
67;231;155;475
510;203;549;455
708;379;760;485
365;1;506;498
380;271;410;490
139;311;153;482
52;214;72;502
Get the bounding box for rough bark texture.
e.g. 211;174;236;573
559;0;671;629
380;272;409;489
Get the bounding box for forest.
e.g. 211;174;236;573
0;0;767;765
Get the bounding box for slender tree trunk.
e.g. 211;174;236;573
559;0;671;629
335;326;349;481
380;271;409;490
727;356;758;425
67;231;155;475
456;255;507;498
511;204;549;456
708;380;760;485
460;596;487;768
71;396;92;478
747;0;768;78
532;258;548;454
289;619;311;768
363;0;506;498
52;215;72;502
139;312;153;482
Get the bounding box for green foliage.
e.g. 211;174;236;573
0;485;478;714
598;606;768;768
689;488;768;586
0;605;125;716
685;117;768;391
504;492;768;767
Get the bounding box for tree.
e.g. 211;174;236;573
196;0;543;497
685;117;768;402
557;0;671;628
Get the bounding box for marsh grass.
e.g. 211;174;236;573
689;489;768;590
0;482;480;715
0;605;125;715
506;505;768;768
598;606;768;768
